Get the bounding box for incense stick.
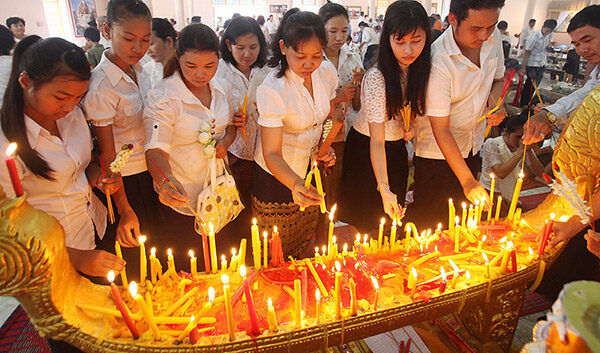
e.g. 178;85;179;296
99;154;115;224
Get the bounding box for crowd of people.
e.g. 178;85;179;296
1;0;599;319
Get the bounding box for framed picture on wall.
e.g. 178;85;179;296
67;0;97;37
270;4;288;14
240;0;252;4
348;6;361;19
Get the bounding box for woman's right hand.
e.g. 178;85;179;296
156;177;189;209
69;249;125;277
291;180;323;208
379;186;402;219
337;84;357;102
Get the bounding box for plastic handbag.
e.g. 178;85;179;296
195;157;244;235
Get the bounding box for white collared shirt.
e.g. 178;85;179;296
0;108;107;250
525;30;553;67
215;59;270;160
545;66;600;123
144;71;233;215
415;28;505;160
325;45;363;136
0;56;11;105
255;61;338;177
143;60;164;88
83;51;151;176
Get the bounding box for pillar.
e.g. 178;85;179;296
175;0;185;31
422;0;432;15
369;0;376;19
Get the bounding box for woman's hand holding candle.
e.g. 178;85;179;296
291;179;323;208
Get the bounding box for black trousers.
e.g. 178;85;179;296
405;152;481;231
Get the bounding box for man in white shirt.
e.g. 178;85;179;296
266;15;277;36
524;5;600;144
516;19;536;56
407;0;506;230
359;21;378;56
520;19;557;87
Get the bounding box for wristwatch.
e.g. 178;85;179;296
542;109;558;125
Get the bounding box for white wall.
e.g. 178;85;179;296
1;0;49;38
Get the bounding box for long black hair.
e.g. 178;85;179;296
377;0;431;120
0;37;90;180
152;17;176;42
163;23;219;79
220;16;267;68
106;0;152;27
268;9;327;78
318;2;349;24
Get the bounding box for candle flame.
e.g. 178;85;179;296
506;241;514;249
315;289;320;301
393;218;397;227
448;259;459;272
268;297;273;307
151;247;156;256
208;222;214;233
550;213;555;220
252;218;257;226
356;233;361;242
168;248;173;256
232;248;237;256
189;250;194;258
313;161;318;168
343;243;348;252
482;235;487;242
363;234;368;243
462;202;467;209
529;247;534;256
329;204;337;222
437;223;442;231
221;274;229;285
411;267;418;280
6;142;16;157
332;235;337;244
559;215;569;222
371;276;379;290
139;235;146;244
449;198;453;204
221;254;226;261
322;245;327;254
107;270;115;283
435;245;439;252
263;231;267;240
240;265;247;278
482;253;489;263
335;261;341;272
208;287;215;302
273;225;278;233
380;217;386;226
466;270;471;281
455;216;460;225
490;172;495;179
519;171;524;179
499;236;507;243
129;281;138;297
440;266;447;280
189;315;195;323
315;246;319;254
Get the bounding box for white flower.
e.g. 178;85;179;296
198;132;211;145
204;145;216;157
199;122;212;133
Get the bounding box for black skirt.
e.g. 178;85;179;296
338;127;408;233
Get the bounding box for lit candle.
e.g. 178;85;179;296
461;202;467;227
334;261;342;319
513;208;522;227
508;172;524;220
349;278;357;316
327;204;337;258
240;265;260;335
488;173;495;221
509;247;517;273
473;200;480;227
304;259;328;298
371;276;379;310
239;238;247;268
267;298;279;331
114;241;128;289
528;247;535;262
500;242;511;274
467;205;474;228
404;223;411;253
139;235;147;286
449;259;459;289
332;236;338;258
299;169;313;212
294;279;302;328
222;274;235;341
478;235;487;249
390;219;397;250
167;248;175;274
107;271;139;339
177;315;196;342
197;287;215;317
495;196;502;221
408;268;417;298
149;247;157;284
313;162;326;213
439;266;447;294
5;143;23;196
482;253;490;278
378;217;385;250
251;218;261;270
315;289;321;324
230;248;238;272
221;255;227;273
465;270;471;286
263;232;268;268
454;216;460;253
342;243;348;257
189;250;197;277
208;223;218;274
129;281;160;340
448;199;455;234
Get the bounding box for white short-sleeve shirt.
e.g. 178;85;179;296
0;108;107;250
545;66;600;123
83;52;151;176
415;28;505;160
255;61;338;178
525;30;553;67
144;71;233;216
215;59;270;160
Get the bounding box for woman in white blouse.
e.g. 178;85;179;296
216;16;270;245
0;38;124;277
144;24;238;271
338;0;431;233
254;9;343;259
143;18;176;88
318;2;364;206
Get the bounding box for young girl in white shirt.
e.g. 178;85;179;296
0;38;124;278
144;18;176;88
339;0;431;233
145;24;238;271
83;0;159;275
253;9;342;259
216;16;269;245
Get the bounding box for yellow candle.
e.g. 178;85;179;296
448;199;455;234
378;217;385;250
304;259;328;297
294;279;302;328
508;172;524;220
315;289;321;324
461;202;467;227
313;162;326;213
208;223;218;274
334;261;342;319
299;170;313;212
197;287;215;317
478;235;486;249
500;241;513;274
454;217;460;253
349;278;357;316
221;255;227;273
513;208;522;227
167;248;175;274
188;250;197;277
230;248;238;272
467;205;474;228
488;174;495;221
129;282;160;340
332;236;338;258
251;218;261;270
222;275;235;341
495;196;502;221
327;204;336;257
371;276;379;310
177;315;196;341
465;270;471;286
239;238;247;268
114;241;128;289
483;253;490;278
390;219;397;250
263;232;268;268
408;268;417;298
267;298;279;331
149;247;157;285
448;259;459;289
139;235;147;286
